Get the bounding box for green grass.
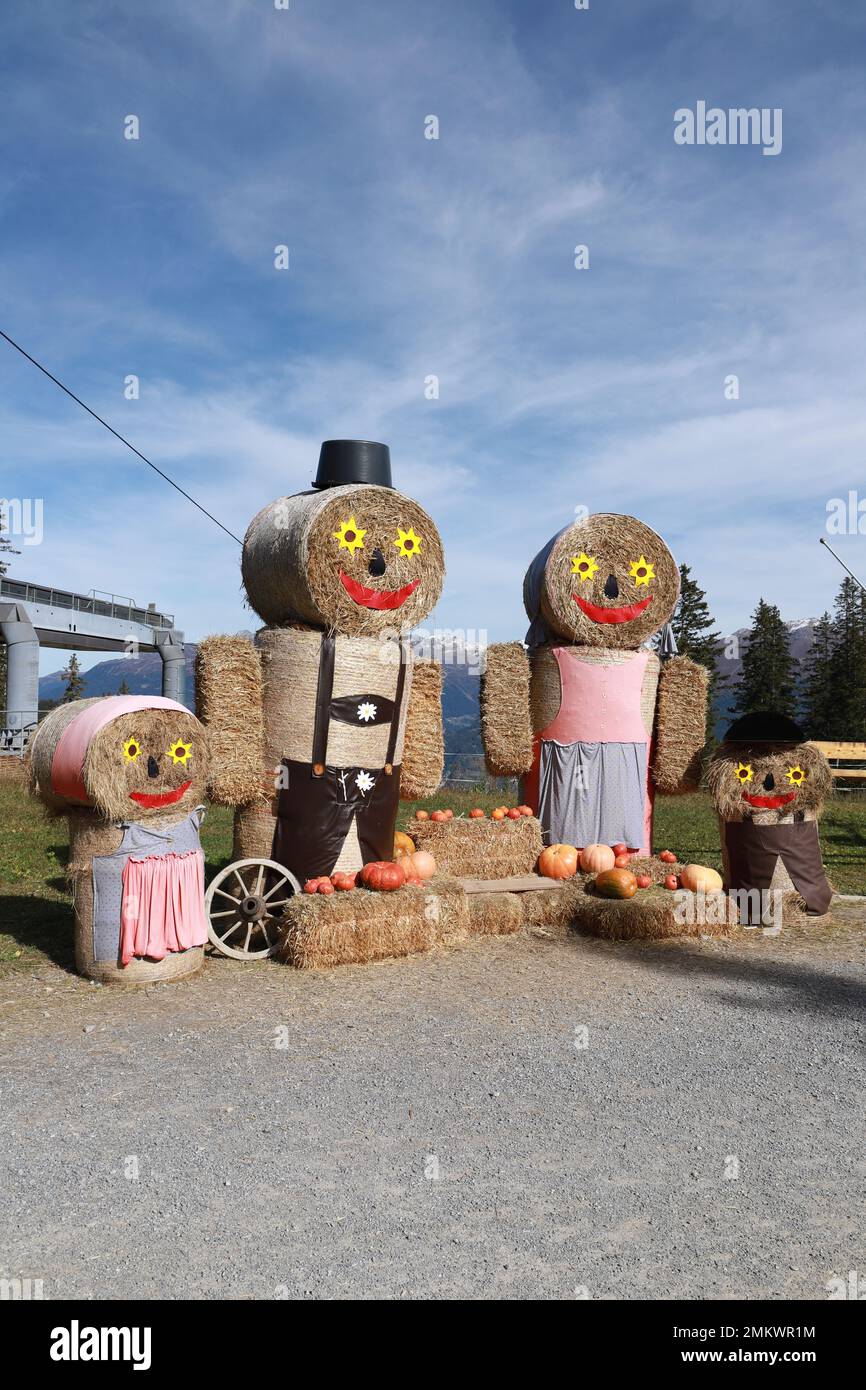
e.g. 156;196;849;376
2;780;864;975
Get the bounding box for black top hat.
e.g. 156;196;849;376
312;440;392;490
724;710;805;744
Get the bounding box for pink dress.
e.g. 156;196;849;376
524;648;654;854
120;850;208;966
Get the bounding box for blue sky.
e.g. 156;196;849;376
1;0;865;674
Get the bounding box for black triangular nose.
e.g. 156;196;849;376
604;573;619;599
147;755;159;779
763;773;775;791
368;547;386;577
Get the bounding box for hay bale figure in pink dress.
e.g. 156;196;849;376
481;513;709;855
28;695;210;982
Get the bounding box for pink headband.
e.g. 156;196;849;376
50;695;191;805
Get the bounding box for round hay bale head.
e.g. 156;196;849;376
525;512;680;649
242;483;445;635
28;696;207;823
708;738;831;822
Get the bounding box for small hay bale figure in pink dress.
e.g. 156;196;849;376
481;513;709;856
28;695;210;983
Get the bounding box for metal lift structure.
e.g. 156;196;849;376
0;576;185;754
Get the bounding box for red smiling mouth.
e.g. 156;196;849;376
339;571;419;610
129;780;192;809
573;593;653;624
743;791;797;809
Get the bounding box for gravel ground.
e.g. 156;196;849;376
1;906;864;1301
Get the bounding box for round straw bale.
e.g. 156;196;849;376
28;699;207;822
527;513;680;650
67;811;204;984
242;484;444;635
708;738;831;822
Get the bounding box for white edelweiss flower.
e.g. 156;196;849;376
357;701;377;722
355;771;375;795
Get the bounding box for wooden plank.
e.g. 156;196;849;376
828;767;866;780
458;874;565;895
814;741;866;759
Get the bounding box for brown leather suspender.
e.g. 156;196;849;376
384;637;408;775
311;634;336;777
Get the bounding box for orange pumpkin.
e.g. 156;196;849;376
405;849;436;880
594;868;637;899
359;861;405;892
678;863;723;893
538;844;579;880
394;830;416;860
579;843;616;873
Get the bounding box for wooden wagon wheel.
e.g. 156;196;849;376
205;858;300;961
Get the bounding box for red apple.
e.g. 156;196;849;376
415;810;429;821
430;810;449;823
636;874;652;889
469;808;485;818
491;808;506;821
663;874;678;890
659;850;677;864
612;843;629;857
507;808;521;820
518;805;533;816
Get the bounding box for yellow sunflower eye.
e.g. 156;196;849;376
735;762;753;783
628;556;655;587
786;765;806;785
570;552;599;582
333;517;366;553
123;737;141;763
394;526;422;558
167;739;192;766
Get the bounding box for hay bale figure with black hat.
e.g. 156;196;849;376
196;440;445;884
708;711;833;924
481;513;708;855
27;695;210;983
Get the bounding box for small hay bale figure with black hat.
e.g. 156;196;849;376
196;440;446;883
481;513;708;855
708;711;833;925
27;695;210;983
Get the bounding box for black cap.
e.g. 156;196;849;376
312;440;392;490
724;711;805;744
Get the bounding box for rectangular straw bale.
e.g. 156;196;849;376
195;635;265;806
277;876;468;970
411;815;543;878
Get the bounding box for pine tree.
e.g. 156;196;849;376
800;612;836;738
732;599;796;718
117;677;130;695
669;563;722;747
826;578;866;740
61;654;86;703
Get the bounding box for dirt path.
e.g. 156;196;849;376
1;906;864;1300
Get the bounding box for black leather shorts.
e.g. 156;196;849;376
271;758;402;882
